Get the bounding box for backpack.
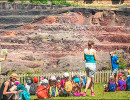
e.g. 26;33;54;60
49;86;58;97
65;81;72;93
37;85;49;99
108;82;116;92
29;83;37;95
17;84;30;100
127;75;130;90
19;90;30;100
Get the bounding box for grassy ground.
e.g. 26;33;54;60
31;83;130;99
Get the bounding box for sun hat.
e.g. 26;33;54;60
10;73;19;81
64;72;69;78
50;75;56;81
33;77;39;83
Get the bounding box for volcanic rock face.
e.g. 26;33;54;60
0;3;130;74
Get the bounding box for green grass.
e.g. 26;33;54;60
31;83;130;99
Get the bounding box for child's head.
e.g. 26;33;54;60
14;81;20;86
50;76;56;86
63;72;69;81
56;77;61;83
109;75;115;82
33;77;39;83
117;73;123;80
41;79;48;86
26;77;33;85
40;76;44;81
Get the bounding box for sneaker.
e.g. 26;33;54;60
91;92;95;96
82;92;87;96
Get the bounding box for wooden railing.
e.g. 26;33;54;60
0;69;128;86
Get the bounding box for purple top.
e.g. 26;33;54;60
118;79;126;90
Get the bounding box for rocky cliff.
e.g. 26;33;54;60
0;3;130;74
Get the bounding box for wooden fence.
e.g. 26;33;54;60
0;69;128;86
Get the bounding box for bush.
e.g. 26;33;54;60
8;0;14;2
41;0;48;4
119;58;127;69
30;0;48;4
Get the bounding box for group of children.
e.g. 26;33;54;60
9;72;87;99
104;70;130;92
2;70;130;99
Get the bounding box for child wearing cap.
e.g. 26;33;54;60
29;77;39;95
49;76;58;97
104;75;116;92
64;72;72;96
37;79;49;99
117;73;126;91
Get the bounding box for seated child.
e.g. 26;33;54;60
64;72;72;96
72;80;81;94
104;76;116;92
56;77;61;90
37;79;49;99
17;84;30;100
25;77;33;93
29;77;39;95
117;73;126;91
126;69;130;91
49;76;58;97
39;76;44;85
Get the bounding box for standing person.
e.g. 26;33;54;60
110;52;119;78
0;73;19;100
0;49;7;74
83;40;97;96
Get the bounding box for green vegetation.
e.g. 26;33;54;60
119;58;127;69
8;0;14;2
31;83;130;99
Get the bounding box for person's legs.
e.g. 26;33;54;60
85;77;92;92
90;81;94;93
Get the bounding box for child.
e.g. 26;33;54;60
64;72;72;96
17;84;30;100
72;79;81;94
117;73;126;91
29;77;39;95
126;69;130;90
25;77;33;93
39;76;44;85
81;74;86;89
37;79;49;99
104;76;116;92
49;76;58;97
56;77;61;90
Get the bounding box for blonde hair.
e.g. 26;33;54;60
10;73;19;80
